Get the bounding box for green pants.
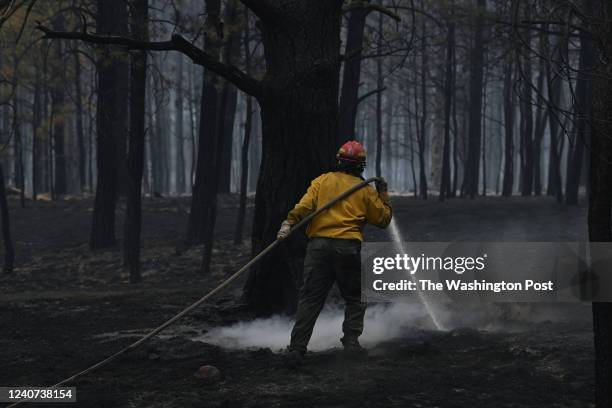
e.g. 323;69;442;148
289;237;366;353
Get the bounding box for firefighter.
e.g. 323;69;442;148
277;141;392;364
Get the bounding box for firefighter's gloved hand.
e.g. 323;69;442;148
375;178;388;194
277;220;292;240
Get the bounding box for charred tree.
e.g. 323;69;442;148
174;54;186;193
439;6;455;202
338;1;369;144
234;8;253;245
545;34;565;203
50;16;67;197
74;45;86;192
462;0;486;198
11;75;25;207
502;53;515;197
589;0;612;403
417;20;428;199
566;2;593;205
218;0;242;194
186;0;222;245
0;164;14;274
32;58;42;200
90;0;128;249
532;27;548;196
375;10;383;178
123;0;148;283
517;4;534;196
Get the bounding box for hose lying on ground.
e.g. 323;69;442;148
7;176;381;407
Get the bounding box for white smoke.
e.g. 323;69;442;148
197;302;433;352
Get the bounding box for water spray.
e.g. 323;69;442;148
7;177;382;407
387;218;446;331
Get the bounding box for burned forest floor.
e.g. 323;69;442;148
0;193;596;407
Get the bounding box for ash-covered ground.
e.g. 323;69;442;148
0;194;594;407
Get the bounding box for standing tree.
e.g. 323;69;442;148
90;0;128;249
123;0;148;282
589;1;612;405
0;163;14;274
462;0;486;198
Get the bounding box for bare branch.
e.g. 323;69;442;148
357;86;386;106
35;23;262;98
343;1;401;22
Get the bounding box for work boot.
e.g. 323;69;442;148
341;337;367;355
283;348;304;369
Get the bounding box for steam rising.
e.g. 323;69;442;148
198;303;433;352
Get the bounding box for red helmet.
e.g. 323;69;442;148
336;141;366;164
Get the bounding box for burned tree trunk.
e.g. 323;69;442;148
74;45;86;192
123;0;148;283
338;1;369;144
417;21;428;199
566;4;593;205
50;17;67;196
32;59;41;200
234;9;253;245
184;0;226;249
518;5;534;197
0;162;14;273
218;0;242;194
589;2;612;406
545;42;564;203
174;55;186;194
462;0;486;198
501;54;515;197
0;164;14;274
439;7;455;202
244;1;343;315
375;10;383;178
90;0;128;249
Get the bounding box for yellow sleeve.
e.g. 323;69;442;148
365;186;392;228
286;175;323;225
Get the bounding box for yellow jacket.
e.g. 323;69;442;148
286;172;392;241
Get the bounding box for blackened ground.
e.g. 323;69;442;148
0;194;594;407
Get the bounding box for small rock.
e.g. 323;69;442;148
194;365;221;383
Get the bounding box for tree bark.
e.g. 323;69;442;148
32;58;41;200
337;0;369;145
0;163;14;274
545;34;564;203
74;45;86;193
186;58;221;245
462;0;486;198
502;53;515;197
123;0;148;283
244;0;343;315
174;54;186;194
217;0;242;194
11;74;25;207
50;16;67;197
375;10;383;178
90;0;128;249
566;2;593;205
234;8;253;245
439;8;454;202
589;2;612;406
418;20;428;199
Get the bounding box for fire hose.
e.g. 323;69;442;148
7;176;381;407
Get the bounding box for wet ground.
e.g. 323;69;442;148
0;194;595;407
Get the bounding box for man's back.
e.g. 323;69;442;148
286;171;392;241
